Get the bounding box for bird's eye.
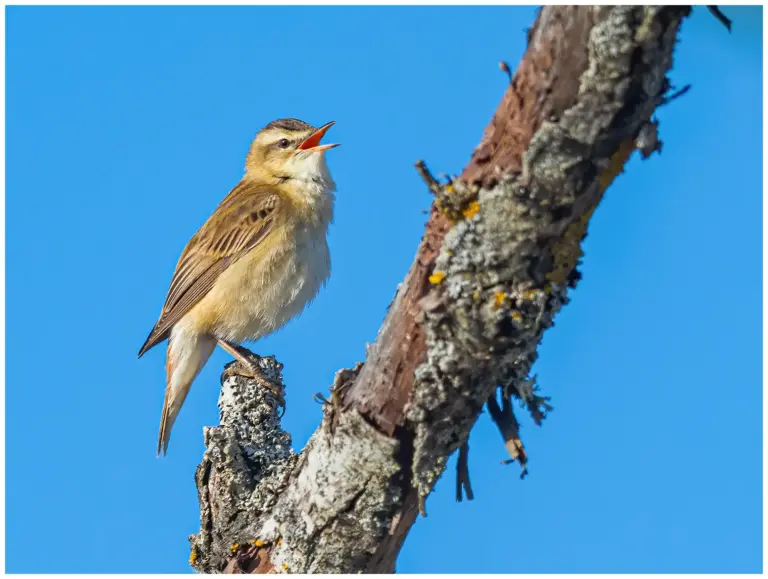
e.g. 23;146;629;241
278;139;290;149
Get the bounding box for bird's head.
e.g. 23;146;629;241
245;118;339;187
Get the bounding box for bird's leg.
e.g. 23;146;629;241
217;339;285;408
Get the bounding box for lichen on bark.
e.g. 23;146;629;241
404;4;690;509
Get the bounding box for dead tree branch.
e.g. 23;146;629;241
189;6;693;573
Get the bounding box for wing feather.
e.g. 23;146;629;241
138;181;282;357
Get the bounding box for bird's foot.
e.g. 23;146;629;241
218;340;286;409
223;363;286;408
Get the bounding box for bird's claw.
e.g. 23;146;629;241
223;361;286;410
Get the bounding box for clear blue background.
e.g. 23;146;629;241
6;6;762;573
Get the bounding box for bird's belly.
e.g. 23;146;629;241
195;233;330;343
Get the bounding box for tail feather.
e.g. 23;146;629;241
157;386;175;456
157;352;189;456
157;327;215;456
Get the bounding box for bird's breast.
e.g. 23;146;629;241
192;221;331;343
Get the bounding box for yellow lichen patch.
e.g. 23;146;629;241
230;543;240;554
599;138;636;192
494;292;506;307
473;290;480;300
251;539;264;547
547;204;596;286
276;538;282;547
546;138;636;286
189;547;198;566
429;271;446;285
523;289;537;300
462;200;480;219
436;199;459;223
445;184;454;194
512;311;522;321
282;563;289;571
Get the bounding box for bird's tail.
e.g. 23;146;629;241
158;327;215;456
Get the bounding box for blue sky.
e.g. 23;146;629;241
6;5;762;573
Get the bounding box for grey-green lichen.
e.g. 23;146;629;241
190;356;298;573
256;406;402;573
406;5;688;505
192;355;404;574
407;180;567;500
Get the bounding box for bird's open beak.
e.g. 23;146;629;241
297;121;340;153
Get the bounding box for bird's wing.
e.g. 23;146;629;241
138;181;283;357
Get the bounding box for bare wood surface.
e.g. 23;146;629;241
189;6;694;573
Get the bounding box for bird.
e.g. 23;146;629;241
138;118;339;456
